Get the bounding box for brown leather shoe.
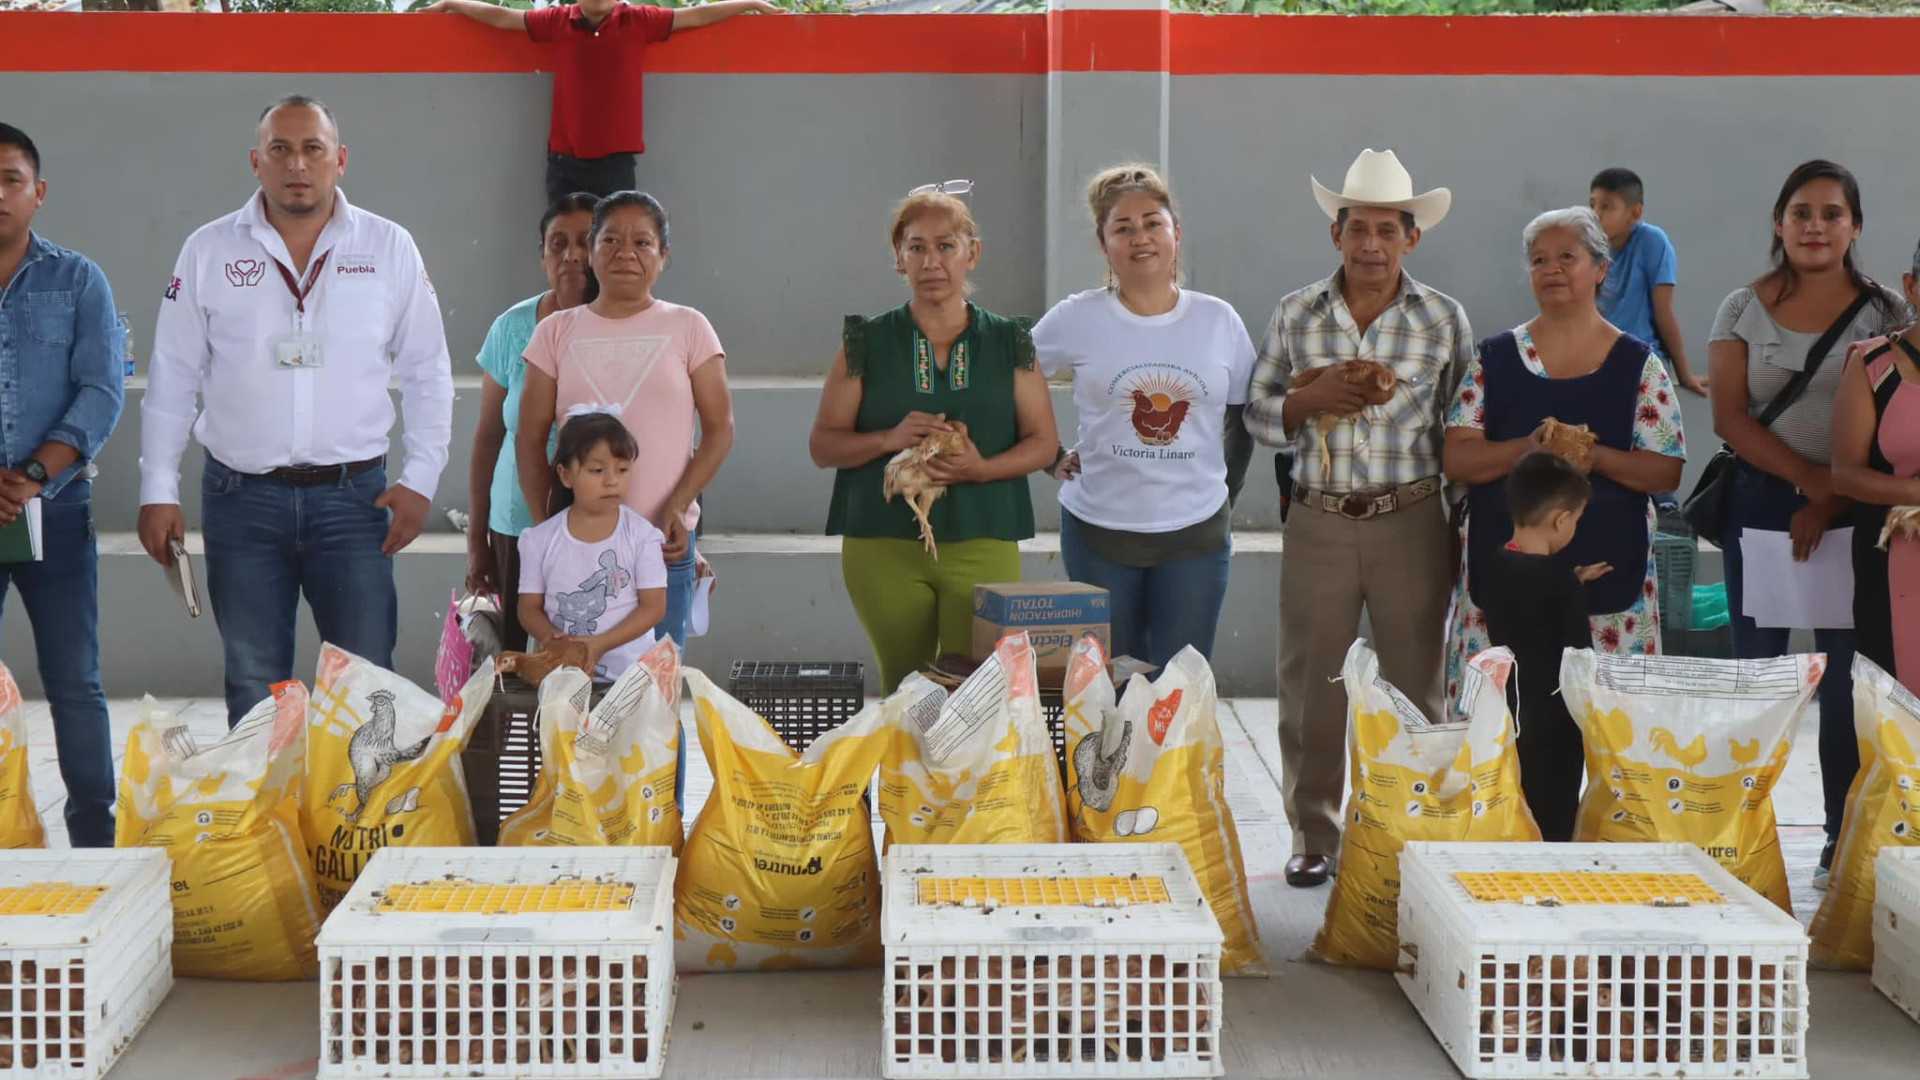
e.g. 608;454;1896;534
1285;855;1333;888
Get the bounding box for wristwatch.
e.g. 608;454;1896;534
21;460;48;485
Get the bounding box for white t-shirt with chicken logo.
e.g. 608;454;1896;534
1033;288;1256;533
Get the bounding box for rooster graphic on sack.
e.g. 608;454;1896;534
329;690;430;822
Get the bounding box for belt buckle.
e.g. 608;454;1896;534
1339;494;1374;520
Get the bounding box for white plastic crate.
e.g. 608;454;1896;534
0;849;174;1079
1874;847;1920;1025
317;846;677;1079
1397;842;1810;1079
881;843;1224;1080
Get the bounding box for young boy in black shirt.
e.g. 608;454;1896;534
1476;452;1613;841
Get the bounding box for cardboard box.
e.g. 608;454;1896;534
972;582;1110;679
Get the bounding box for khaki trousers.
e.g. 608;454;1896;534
1277;493;1451;857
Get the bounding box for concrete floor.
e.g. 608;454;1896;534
12;694;1919;1080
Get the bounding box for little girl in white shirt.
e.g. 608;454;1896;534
517;406;669;681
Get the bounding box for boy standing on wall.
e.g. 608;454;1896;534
427;0;782;202
1589;167;1708;398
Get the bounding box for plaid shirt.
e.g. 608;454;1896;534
1244;269;1474;494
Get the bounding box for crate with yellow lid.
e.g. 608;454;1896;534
316;846;676;1079
1876;847;1920;1025
1397;841;1810;1079
0;848;173;1079
882;842;1223;1079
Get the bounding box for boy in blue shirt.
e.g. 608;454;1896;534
1590;168;1708;397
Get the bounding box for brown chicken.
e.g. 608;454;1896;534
884;427;969;560
1288;360;1398;479
1538;417;1599;465
1129;391;1191;446
497;638;590;688
1880;505;1920;550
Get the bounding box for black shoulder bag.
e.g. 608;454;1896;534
1681;290;1873;546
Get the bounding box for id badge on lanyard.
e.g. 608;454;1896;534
272;251;330;369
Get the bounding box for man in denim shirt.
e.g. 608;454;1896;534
0;124;125;847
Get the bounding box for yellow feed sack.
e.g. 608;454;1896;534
0;663;43;848
1314;640;1539;970
1811;655;1920;969
501;641;684;850
1064;636;1266;976
117;682;321;980
879;632;1066;848
1563;649;1818;914
303;645;496;913
677;668;887;973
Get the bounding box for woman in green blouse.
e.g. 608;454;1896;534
809;186;1060;693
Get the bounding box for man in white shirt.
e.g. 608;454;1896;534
138;95;453;726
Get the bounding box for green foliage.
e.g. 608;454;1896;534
223;0;391;9
232;0;1696;15
646;0;853;9
1179;0;1682;10
222;0;390;9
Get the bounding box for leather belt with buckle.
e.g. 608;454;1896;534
262;456;385;487
1292;476;1442;521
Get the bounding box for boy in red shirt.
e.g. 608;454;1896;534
429;0;779;201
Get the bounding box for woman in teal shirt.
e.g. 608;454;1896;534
465;192;600;649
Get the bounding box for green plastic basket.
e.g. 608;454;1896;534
1653;530;1697;639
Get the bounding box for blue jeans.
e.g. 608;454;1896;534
656;541;697;809
1722;461;1856;840
1058;512;1232;670
0;482;113;847
202;459;397;727
658;542;698;650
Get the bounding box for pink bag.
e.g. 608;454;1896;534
434;589;474;702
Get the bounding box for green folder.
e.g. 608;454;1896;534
0;500;41;564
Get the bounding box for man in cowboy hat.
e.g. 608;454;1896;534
1245;149;1475;888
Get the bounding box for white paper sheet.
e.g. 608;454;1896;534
689;571;715;638
1738;527;1856;630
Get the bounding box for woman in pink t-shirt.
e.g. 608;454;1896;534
519;192;734;647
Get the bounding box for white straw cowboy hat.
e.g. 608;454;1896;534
1311;149;1452;231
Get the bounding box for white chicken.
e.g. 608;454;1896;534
883;428;969;560
1880;505;1920;550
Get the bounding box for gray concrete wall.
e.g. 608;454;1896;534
4;71;1048;380
1172;75;1920;493
11;70;1917;497
0;51;1880;696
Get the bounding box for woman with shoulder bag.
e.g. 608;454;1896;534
1704;160;1908;889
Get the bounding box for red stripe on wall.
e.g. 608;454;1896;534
4;11;1920;76
1172;14;1920;76
0;11;1049;75
1050;8;1168;74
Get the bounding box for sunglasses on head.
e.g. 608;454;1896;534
910;179;974;197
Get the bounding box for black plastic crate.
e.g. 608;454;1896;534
462;674;605;846
728;660;866;753
1041;691;1067;763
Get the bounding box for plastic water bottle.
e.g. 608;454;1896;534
118;312;135;382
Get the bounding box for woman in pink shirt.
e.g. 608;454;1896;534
519;191;735;647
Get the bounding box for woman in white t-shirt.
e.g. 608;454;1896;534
1032;165;1256;667
518;191;734;651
